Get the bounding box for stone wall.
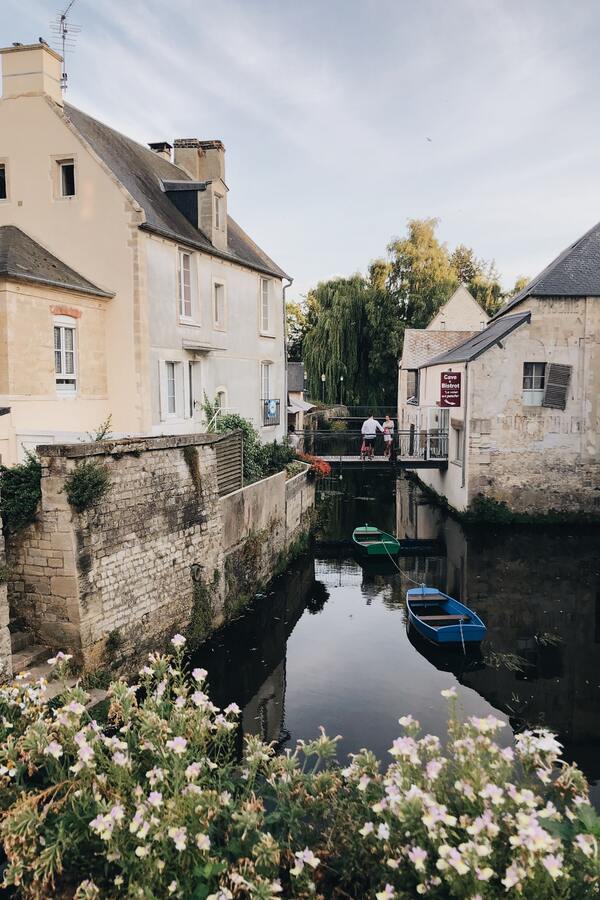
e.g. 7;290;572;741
6;435;315;672
0;539;10;679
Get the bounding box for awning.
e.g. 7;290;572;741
182;339;227;353
287;397;315;414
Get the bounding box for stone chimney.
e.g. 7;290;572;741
173;138;228;251
148;141;172;161
0;42;63;106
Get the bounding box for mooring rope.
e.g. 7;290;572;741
380;537;426;587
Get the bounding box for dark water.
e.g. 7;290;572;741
192;470;600;805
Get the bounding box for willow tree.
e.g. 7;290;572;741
303;275;370;405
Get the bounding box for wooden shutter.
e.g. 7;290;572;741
542;363;571;410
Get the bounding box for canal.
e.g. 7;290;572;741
191;469;600;806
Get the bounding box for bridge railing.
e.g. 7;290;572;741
295;429;448;461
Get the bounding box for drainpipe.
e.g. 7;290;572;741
282;277;294;435
461;360;469;491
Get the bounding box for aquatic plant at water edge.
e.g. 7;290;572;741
1;646;599;899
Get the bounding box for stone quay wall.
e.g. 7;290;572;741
5;435;315;672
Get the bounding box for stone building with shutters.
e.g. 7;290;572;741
409;221;600;514
0;42;288;464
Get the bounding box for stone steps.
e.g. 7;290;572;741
11;643;51;673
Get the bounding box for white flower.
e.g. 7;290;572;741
168;826;188;851
542;853;563;879
290;847;320;875
192;667;208;682
168;882;178;895
43;740;63;759
135;845;150;858
376;885;395;899
575;833;597;858
377;823;390;841
147;791;163;808
112;751;129;768
408;846;427;871
146;766;164;785
196;832;211;851
47;651;72;666
224;702;240;715
359;821;374;837
166;736;187;755
398;715;416;727
441;686;457;698
358;774;371;792
171;634;186;649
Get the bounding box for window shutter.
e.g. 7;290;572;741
542;363;571;410
158;360;168;422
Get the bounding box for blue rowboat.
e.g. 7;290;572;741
406;586;486;646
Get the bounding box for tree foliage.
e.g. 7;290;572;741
303;273;401;407
285;301;308;362
301;218;522;405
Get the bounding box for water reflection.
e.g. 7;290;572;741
190;470;600;806
397;476;600;795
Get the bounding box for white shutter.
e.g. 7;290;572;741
158;360;168;422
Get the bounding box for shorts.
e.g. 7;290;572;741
364;436;376;444
383;434;392;443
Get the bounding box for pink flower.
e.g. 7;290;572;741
168;826;188;851
542;854;563;880
166;736;187;755
147;791;162;808
408;846;427;871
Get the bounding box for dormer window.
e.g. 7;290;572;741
214;194;223;231
178;250;192;319
58;159;76;197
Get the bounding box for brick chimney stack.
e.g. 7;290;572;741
0;42;63;106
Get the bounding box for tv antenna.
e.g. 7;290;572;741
50;0;81;91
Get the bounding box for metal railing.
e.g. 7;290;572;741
262;398;281;426
294;429;448;461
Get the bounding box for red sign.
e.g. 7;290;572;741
440;371;462;407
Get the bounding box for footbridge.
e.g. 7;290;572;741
296;429;448;470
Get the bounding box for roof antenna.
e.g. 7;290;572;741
50;0;81;92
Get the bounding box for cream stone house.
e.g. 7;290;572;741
0;42;288;464
407;223;600;513
398;285;488;433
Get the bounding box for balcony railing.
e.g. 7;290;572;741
262;398;281;426
294;429;448;461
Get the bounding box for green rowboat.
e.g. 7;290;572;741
352;524;401;558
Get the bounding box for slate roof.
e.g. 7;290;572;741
401;330;478;370
0;225;113;298
64;104;288;280
288;362;306;392
421;312;531;367
493;220;600;319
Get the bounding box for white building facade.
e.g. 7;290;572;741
0;43;288;464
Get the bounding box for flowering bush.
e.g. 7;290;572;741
296;452;332;477
1;642;599;899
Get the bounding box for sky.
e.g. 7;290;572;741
3;0;600;300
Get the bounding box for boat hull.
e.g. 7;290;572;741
406;586;486;645
352;525;400;557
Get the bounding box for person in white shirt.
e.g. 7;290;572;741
361;414;383;459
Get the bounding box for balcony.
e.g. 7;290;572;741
262;398;281;426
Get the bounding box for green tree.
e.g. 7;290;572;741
387;218;458;328
364;259;403;406
303;275;370;405
450;244;503;315
285;301;308;362
450;244;481;284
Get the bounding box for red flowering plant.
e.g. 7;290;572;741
296;453;332;477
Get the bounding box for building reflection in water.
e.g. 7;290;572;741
190;553;322;747
396;475;600;786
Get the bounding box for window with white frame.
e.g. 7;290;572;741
57;158;76;197
214;194;223;230
213;281;225;328
178;250;192;319
0;163;7;201
522;362;546;406
260;278;271;333
261;361;272;400
54;318;77;392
